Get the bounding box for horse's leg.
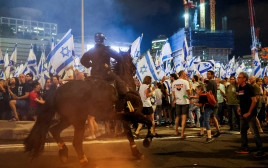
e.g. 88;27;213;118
122;120;144;159
73;122;88;166
49;118;71;163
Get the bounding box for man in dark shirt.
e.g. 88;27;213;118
9;73;32;121
0;79;9;120
236;72;264;157
206;70;221;137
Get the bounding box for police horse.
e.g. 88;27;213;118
24;50;153;166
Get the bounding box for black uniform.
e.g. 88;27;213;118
80;44;121;79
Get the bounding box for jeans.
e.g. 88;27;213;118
189;104;201;125
155;105;163;125
217;103;224;124
240;116;263;151
199;107;213;130
227;105;240;129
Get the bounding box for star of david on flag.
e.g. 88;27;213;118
197;60;215;74
47;29;75;76
136;51;158;82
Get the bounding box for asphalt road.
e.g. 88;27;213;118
0;126;268;168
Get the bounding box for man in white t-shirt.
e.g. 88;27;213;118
60;65;74;84
172;70;191;139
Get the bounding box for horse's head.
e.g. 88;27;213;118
115;49;137;89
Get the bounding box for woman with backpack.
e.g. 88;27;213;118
190;85;214;143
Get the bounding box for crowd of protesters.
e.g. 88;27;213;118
0;66;83;121
135;70;267;157
0;67;267;157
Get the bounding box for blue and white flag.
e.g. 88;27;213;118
14;61;24;77
197;60;215;74
24;45;38;78
182;36;189;63
219;64;227;79
136;51;158;82
0;71;3;79
131;34;143;62
47;29;75;76
0;48;3;64
159;40;172;63
6;44;17;78
254;52;262;77
4;49;9;71
262;66;268;77
188;57;198;78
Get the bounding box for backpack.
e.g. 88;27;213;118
200;91;217;107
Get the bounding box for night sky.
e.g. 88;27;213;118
0;0;268;57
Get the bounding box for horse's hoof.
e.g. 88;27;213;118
59;145;68;163
80;155;88;166
130;145;144;160
143;137;152;148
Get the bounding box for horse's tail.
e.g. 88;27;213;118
24;92;57;158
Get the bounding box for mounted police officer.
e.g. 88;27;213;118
80;33;127;111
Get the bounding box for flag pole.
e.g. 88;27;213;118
81;0;85;56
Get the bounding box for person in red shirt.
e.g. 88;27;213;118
29;81;45;121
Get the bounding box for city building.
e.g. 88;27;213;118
150;35;168;60
0;17;57;38
168;28;234;65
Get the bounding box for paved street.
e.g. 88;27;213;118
0;126;267;168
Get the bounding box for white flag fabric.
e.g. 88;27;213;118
197;60;215;74
182;36;190;63
47;29;75;76
188;57;198;78
219;64;227;79
254;52;262;77
136;51;158;82
159;40;172;63
37;50;49;87
6;44;17;78
14;62;24;77
0;48;3;64
4;49;9;71
262;66;268;77
24;45;38;78
131;34;143;62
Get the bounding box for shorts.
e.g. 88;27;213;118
175;104;189;116
16;99;29;116
210;103;218;118
142;107;154;115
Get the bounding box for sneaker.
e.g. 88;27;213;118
206;138;214;143
254;151;265;158
235;148;249;154
213;132;221;138
198;133;205;137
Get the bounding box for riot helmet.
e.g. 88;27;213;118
94;33;106;44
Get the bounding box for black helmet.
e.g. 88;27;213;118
94;33;106;43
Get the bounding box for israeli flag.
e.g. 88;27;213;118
174;55;183;73
187;57;197;78
254;52;262;77
182;36;189;63
24;45;38;78
0;71;3;79
37;49;46;79
73;56;85;72
47;29;75;76
219;64;227;79
197;60;215;74
7;44;17;77
136;51;158;82
0;48;3;64
4;49;8;70
14;62;24;77
159;40;172;63
131;34;143;63
262;66;268;77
